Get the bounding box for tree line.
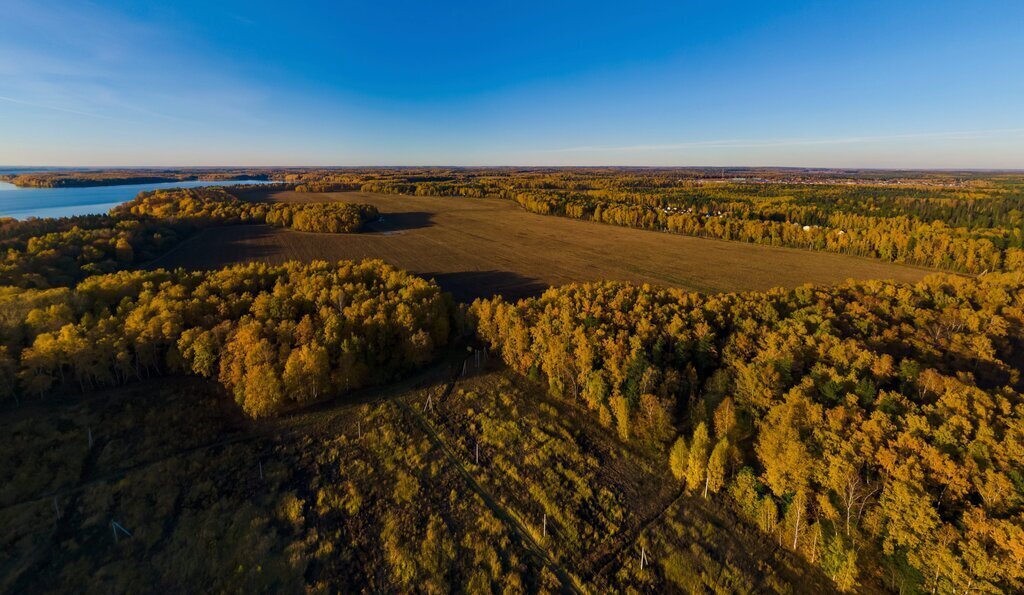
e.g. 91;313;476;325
1;170;272;188
0;214;197;289
0;260;451;417
508;191;1022;274
0;187;379;290
113;187;379;233
470;272;1024;592
281;169;1024;274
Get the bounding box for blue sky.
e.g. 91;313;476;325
1;0;1022;167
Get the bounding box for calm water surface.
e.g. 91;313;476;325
0;179;276;220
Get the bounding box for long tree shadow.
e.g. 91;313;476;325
146;225;282;270
365;211;434;233
422;270;548;303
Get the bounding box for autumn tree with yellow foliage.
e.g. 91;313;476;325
472;271;1024;592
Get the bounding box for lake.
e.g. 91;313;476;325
0;179;277;220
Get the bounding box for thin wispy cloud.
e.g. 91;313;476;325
552;128;1024;153
0;94;127;121
2;0;1022;166
0;0;268;132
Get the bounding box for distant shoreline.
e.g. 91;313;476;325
0;171;273;189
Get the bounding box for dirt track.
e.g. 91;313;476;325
150;189;933;301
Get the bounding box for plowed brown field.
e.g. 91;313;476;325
150;189;932;301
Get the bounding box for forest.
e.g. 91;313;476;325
0;187;378;289
112;186;379;233
471;272;1024;593
3;171;1023;593
1;260;450;417
0;214;195;289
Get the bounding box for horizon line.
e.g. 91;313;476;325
3;164;1024;173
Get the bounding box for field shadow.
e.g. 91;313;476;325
366;211;434;233
230;186;278;202
423;270;548;303
148;225;283;270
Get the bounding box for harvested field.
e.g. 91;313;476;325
151;189;933;302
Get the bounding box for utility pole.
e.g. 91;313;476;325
543;513;547;538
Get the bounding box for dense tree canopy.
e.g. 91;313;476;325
4;169;1024;592
0;214;195;289
113;187;379;233
0;187;379;290
1;260;450;417
471;272;1024;592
